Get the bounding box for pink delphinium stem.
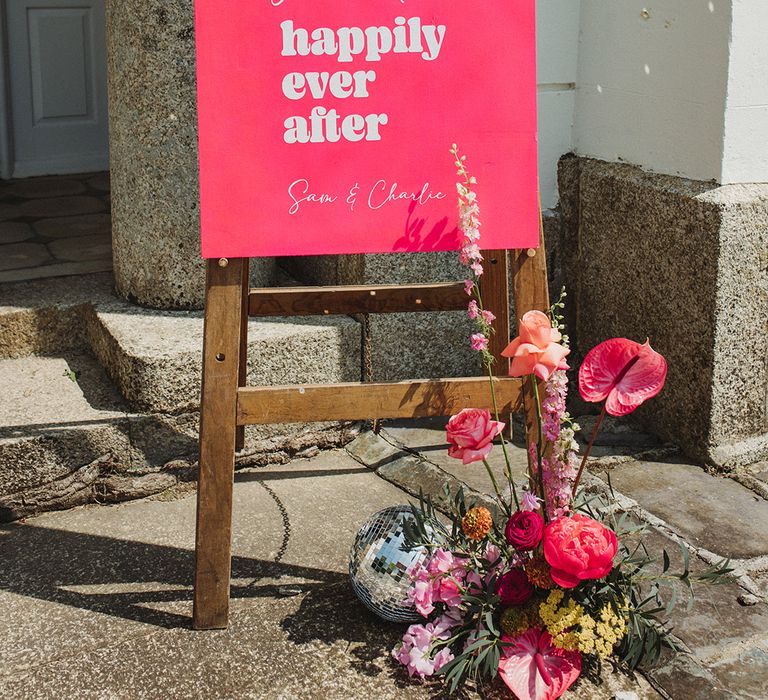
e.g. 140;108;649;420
451;144;519;511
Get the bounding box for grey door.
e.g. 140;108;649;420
5;0;109;177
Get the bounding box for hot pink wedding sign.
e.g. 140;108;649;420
195;0;538;258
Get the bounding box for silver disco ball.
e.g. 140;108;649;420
349;505;434;623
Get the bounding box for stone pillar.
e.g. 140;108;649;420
559;158;768;470
105;0;274;309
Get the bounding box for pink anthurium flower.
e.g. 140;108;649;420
498;629;582;700
579;338;667;416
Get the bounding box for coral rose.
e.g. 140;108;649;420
496;568;534;606
505;511;545;551
446;408;505;465
543;514;618;588
502;311;570;381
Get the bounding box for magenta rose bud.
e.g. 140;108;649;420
505;511;545;551
496;568;534;606
445;408;505;465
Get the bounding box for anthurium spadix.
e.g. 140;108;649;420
578;338;668;416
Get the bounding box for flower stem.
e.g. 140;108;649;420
486;359;520;511
482;458;505;507
532;377;548;522
571;404;607;498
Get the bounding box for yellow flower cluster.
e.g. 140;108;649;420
538;590;628;659
593;603;628;658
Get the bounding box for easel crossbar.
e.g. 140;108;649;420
236;377;523;425
248;282;467;317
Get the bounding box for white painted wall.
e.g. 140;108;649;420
571;0;768;187
537;0;580;209
573;0;731;183
721;0;768;184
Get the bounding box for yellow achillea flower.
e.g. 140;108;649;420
461;507;493;541
538;590;628;658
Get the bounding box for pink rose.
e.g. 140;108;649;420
446;408;505;465
502;310;570;381
496;568;534;606
505;511;545;552
543;514;618;588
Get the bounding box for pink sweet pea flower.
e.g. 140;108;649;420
426;549;465;608
393;615;457;678
408;574;436;617
446;408;505;464
471;333;489;352
498;629;582;700
502;311;570;382
579;338;667;416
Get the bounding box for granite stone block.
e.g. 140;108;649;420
105;0;275;308
558;156;768;468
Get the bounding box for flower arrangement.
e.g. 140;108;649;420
390;148;732;699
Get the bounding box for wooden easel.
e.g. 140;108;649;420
192;227;550;630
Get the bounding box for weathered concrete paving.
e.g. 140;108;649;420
349;420;768;700
0;447;659;700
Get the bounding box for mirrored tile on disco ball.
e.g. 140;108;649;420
349;505;438;623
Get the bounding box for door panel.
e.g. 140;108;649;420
6;0;109;177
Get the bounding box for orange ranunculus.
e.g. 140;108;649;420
502;311;570;381
543;514;618;588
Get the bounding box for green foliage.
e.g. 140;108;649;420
573;491;733;669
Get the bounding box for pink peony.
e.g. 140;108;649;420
543;514;618;588
505;511;545;552
502;311;570;382
496;568;534;606
498;629;582;700
579;338;667;416
446;408;505;465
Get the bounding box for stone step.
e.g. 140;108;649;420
0;273;365;516
0;272;362;411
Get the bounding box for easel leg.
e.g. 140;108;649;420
481;249;511;369
512;211;551;495
236;259;250;452
193;257;246;630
